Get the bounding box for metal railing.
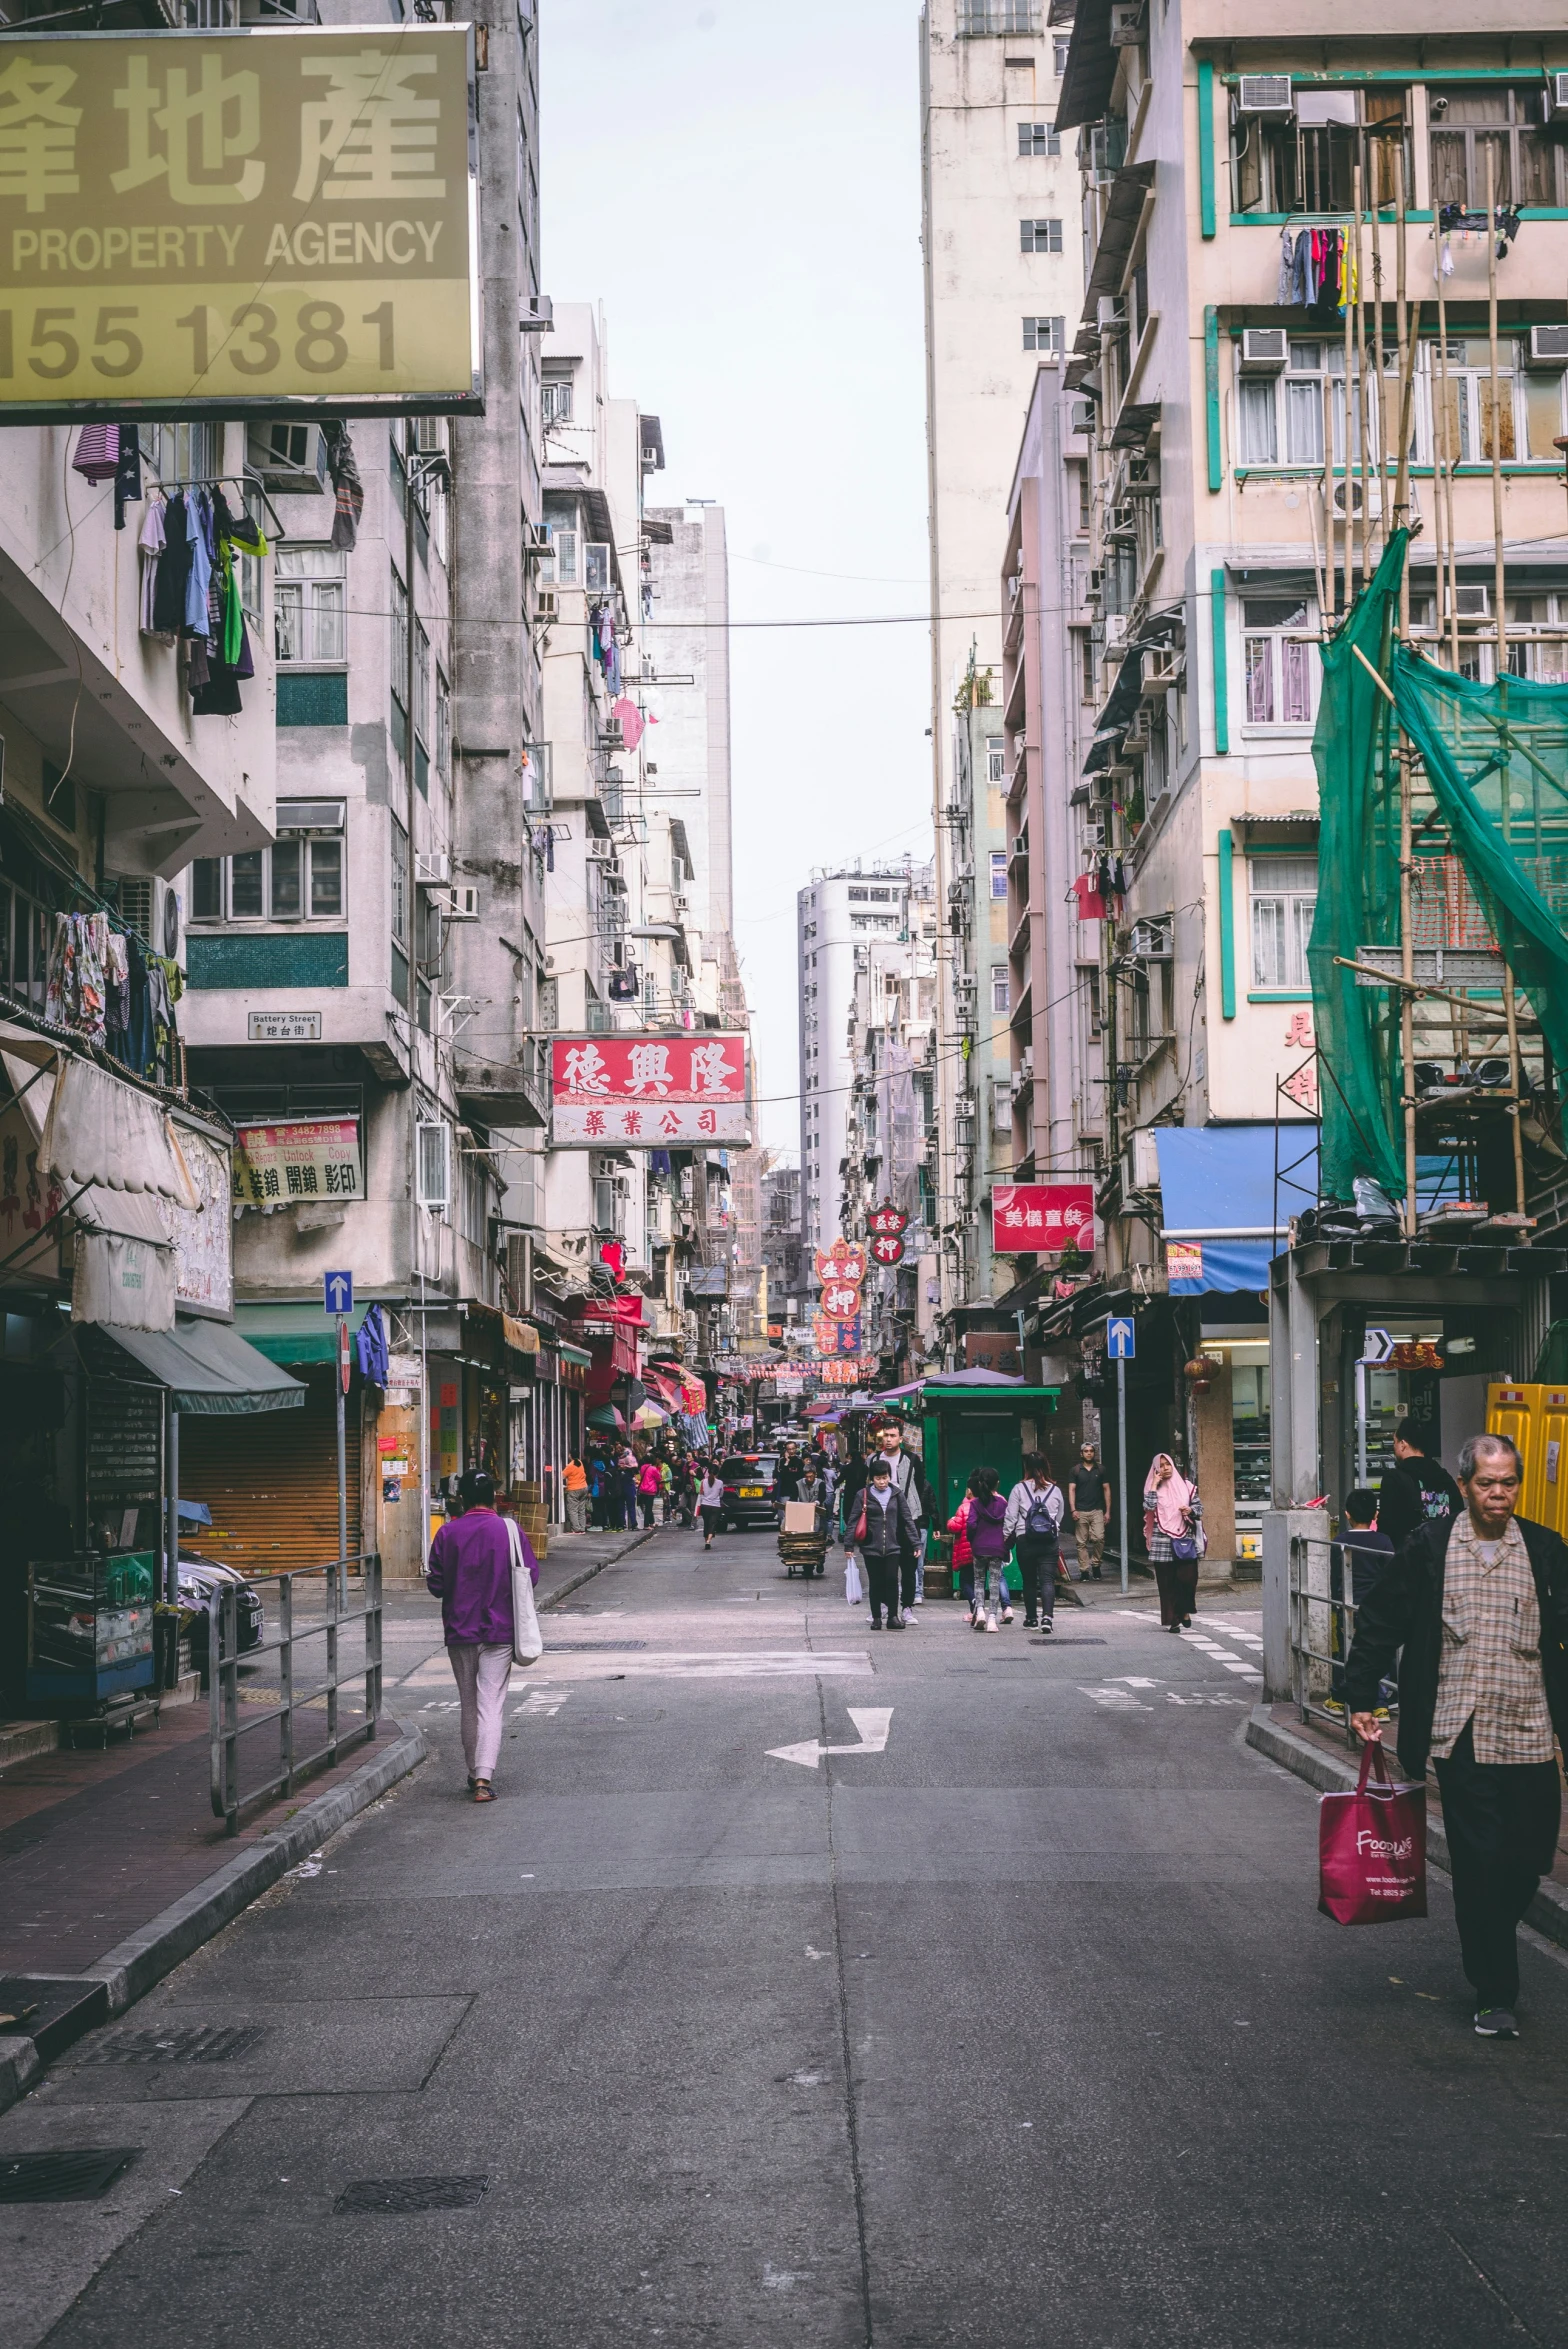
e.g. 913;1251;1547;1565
210;1554;382;1834
1287;1532;1368;1746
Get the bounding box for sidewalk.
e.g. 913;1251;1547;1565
0;1517;658;2111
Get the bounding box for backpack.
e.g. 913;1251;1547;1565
1024;1482;1059;1541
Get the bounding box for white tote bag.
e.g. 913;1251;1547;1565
844;1556;863;1607
506;1515;544;1667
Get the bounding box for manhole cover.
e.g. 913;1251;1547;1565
543;1641;648;1653
0;2150;137;2203
335;2175;489;2214
83;2025;266;2066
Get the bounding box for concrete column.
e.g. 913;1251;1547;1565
1191;1353;1235;1581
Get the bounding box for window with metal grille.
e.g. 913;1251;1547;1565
990;852;1008;900
1242;597;1318;727
991;963;1011;1014
958;0;1041;33
417;1118;451;1210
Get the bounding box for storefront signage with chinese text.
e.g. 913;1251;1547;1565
991;1183;1095;1255
233;1116;360;1210
550;1033;749;1145
0;27;479;418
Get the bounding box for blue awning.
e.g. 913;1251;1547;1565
1156;1126;1313;1295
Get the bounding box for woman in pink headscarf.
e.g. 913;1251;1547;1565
1143;1453;1202;1632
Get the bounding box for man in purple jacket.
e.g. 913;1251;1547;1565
425;1469;535;1803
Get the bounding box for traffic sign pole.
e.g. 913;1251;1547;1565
337;1318;349;1580
1118;1351;1129;1597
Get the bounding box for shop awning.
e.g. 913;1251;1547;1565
97;1315;307;1415
1156;1125;1314;1294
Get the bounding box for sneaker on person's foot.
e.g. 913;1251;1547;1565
1474;2007;1519;2037
1322;1698;1346;1718
1039;1618;1054;1634
1001;1608;1015;1624
985;1616;999;1633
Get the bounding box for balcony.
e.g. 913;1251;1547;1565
453;1034;550;1128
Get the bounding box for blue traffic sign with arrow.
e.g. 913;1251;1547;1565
323;1270;354;1316
1107;1316;1136;1361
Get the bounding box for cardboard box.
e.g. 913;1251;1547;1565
782;1502;818;1534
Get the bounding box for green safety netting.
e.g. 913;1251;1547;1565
1309;529;1568;1200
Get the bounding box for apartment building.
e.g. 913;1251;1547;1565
840;861;941;1376
1031;0;1568;1558
175;0;555;1568
796;863;919;1260
922;0;1084;1348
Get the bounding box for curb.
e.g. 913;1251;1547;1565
1244;1705;1568;1953
0;1719;427;2117
538;1524;657;1613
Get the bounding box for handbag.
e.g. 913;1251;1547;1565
1170;1502;1201;1563
506;1514;544;1668
845;1556;863;1606
1318;1739;1427;1925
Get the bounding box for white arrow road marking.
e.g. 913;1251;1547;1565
1080;1685;1153;1710
768;1706;893;1768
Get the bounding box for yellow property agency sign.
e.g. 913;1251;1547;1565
0;26;479;416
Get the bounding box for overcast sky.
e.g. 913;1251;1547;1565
541;0;933;1159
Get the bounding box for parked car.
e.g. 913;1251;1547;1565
178;1555;264;1663
719;1454;780;1531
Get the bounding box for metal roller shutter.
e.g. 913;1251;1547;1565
179;1366;362;1577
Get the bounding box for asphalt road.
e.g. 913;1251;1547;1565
6;1526;1568;2347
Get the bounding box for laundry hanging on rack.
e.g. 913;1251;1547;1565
44;912;112;1043
71;423;120;485
138;496;168;636
323;421;364;551
113;429;142;530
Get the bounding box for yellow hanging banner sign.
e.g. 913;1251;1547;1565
0;24;480;417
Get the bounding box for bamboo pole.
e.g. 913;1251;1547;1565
1485;144;1528;1218
1343;213;1355;619
1399;735;1418;1233
1331;952;1540;1029
1322;373;1336;621
1430;151;1460;666
1354;164;1371;591
1371;179;1388;569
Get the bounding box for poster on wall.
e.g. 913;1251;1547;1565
0;26;481;421
171;1124;233;1317
551;1034;750;1145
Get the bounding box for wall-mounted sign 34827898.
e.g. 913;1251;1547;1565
0;25;480;418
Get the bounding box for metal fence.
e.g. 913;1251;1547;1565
210;1554;383;1834
1287;1531;1381;1745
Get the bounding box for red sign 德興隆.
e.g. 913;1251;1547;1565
551;1034;749;1145
991;1183;1095;1255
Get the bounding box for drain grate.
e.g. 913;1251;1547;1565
83;2024;266;2066
542;1641;647;1653
335;2175;489;2215
0;2149;137;2203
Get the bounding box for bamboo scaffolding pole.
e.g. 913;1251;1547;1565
1343;208;1356;620
1393;152;1411;637
1486;142;1528;1219
1331;953;1541;1029
1322;374;1336;621
1354;165;1372;592
1391;158;1419;1234
1371;184;1388;570
1430;156;1461;668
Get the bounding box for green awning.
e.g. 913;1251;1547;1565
99;1316;307;1415
556;1342;594;1368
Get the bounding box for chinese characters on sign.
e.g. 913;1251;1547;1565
991;1184;1095;1256
813;1238;867;1287
551;1034;750;1145
867;1202;908;1238
0;29;478;415
1281;1011;1318;1111
868;1233;905;1266
232;1118;361;1212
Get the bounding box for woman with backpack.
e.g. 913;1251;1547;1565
1144;1452;1203;1631
1002;1452;1066;1631
949;1466;1012;1632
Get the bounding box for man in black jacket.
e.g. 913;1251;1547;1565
1345;1431;1568;2038
852;1455;921;1630
1375;1418;1462;1553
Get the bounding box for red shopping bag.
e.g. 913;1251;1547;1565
1318;1739;1427;1925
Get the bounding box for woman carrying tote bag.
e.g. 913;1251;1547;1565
425;1468;539;1803
1143;1452;1203;1632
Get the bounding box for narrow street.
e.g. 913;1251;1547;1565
6;1531;1567;2349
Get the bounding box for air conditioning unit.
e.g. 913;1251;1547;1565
1129;916;1172;960
1546;71;1568;120
1106;501;1137;538
1103;612;1130;649
438;885;480;921
246;421;327;494
1070;399;1096;435
1332;477;1383;523
1449;583;1491;622
1240;327;1289;373
1526;323;1568;369
1237;74;1294;116
1123;1125;1160;1193
415;853;451;886
535;588;558;620
1141;645;1184;692
1109;1;1145;44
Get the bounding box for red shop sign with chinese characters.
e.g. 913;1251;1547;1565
991;1183;1095;1255
551;1033;749;1146
814;1238;867;1288
869;1233;905;1265
867;1203;908;1237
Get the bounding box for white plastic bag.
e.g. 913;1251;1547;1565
506;1515;544;1666
845;1556;863;1606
